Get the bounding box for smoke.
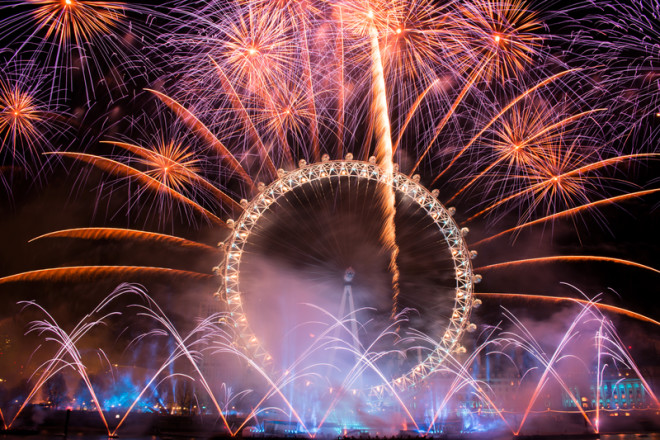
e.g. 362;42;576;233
240;255;427;386
1;277;658;436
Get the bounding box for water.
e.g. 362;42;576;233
1;433;659;440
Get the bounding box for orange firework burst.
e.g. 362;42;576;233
467;152;659;225
101;138;242;213
147;88;254;188
0;64;65;174
455;99;567;203
520;140;599;219
451;0;542;81
342;0;450;84
50;151;228;226
489;101;558;170
27;0;125;46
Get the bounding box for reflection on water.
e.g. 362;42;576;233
602;435;660;440
1;433;660;440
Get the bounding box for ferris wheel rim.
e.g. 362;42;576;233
219;158;478;391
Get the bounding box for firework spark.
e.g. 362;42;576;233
0;266;213;285
0;62;67;179
0;0;151;100
29;227;218;252
475;255;660;276
0;0;658;433
474;292;660;326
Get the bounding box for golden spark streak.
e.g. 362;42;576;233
475;256;660;275
29;227;218;252
472;189;660;246
335;4;345;157
466;153;660;222
295;8;320;162
392;78;440;154
370;20;401;320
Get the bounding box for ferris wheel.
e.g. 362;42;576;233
218;156;481;390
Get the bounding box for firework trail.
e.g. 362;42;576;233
0;0;155;102
474;293;660;326
365;11;402;320
7;283;152;432
0;266;212;285
4;283;658;435
473;188;660;245
49;152;227;225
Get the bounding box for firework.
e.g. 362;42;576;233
450;0;543;82
0;0;153;101
29;227;219;252
1;0;656;374
474;293;660;326
0;61;68;184
0;0;658;435
582;0;660;148
476;255;660;276
5;283;657;436
472;188;660;245
0;265;212;285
